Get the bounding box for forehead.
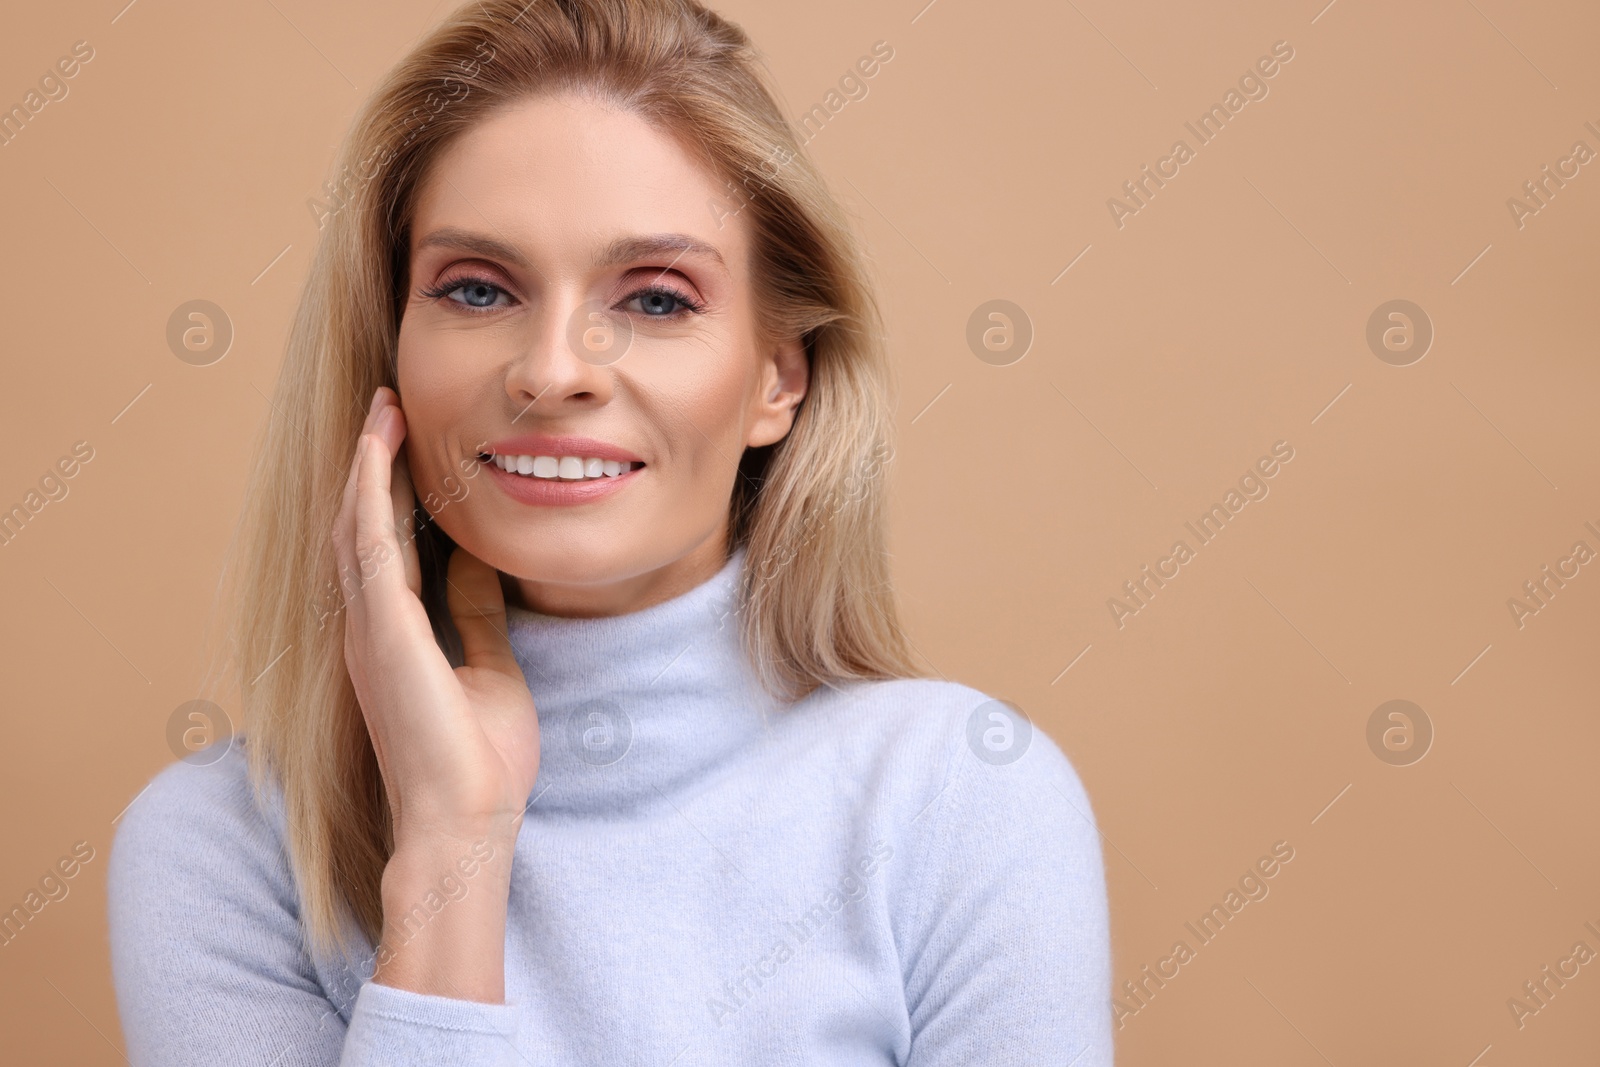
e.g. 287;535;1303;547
409;92;748;271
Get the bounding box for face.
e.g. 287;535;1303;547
395;92;807;617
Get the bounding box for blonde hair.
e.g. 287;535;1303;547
213;0;921;958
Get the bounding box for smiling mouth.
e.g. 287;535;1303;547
479;451;645;482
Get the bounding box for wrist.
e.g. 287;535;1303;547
391;804;526;855
382;829;515;904
374;832;517;1003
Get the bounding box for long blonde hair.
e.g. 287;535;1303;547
213;0;920;958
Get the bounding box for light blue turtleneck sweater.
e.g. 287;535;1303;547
108;545;1113;1064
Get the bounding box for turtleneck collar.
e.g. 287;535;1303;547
503;543;779;817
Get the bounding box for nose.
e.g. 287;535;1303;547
504;294;618;412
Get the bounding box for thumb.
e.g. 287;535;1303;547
446;544;521;679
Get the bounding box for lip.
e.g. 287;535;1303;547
482;459;642;507
481;434;642;465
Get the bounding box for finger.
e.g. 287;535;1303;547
339;445;386;774
333;444;369;626
391;451;423;599
335;392;391;615
340;393;406;790
446;545;522;679
351;430;421;627
377;405;423;598
347;606;389;777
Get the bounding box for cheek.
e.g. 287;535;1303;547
652;350;754;476
396;321;472;403
396;332;488;489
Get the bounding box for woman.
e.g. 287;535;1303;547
108;0;1113;1062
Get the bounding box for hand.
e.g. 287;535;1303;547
331;386;541;851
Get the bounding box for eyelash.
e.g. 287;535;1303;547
418;273;707;319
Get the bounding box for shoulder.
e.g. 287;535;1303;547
111;734;283;864
800;674;1105;920
815;675;1098;824
108;736;301;947
108;742;368;1061
835;681;1114;1054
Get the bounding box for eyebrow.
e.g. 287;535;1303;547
415;228;531;268
414;228;726;273
596;233;726;272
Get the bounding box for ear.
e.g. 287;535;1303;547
746;334;809;449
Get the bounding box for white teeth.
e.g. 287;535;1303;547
489;453;638;480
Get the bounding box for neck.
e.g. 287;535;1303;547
503;542;780;817
507;533;732;618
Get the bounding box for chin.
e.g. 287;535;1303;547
492;537;651;585
492;543;609;581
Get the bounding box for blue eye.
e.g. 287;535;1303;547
623;286;704;318
419;274;707;319
452;281;507;308
419;275;512;313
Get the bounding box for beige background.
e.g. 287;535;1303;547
2;0;1597;1063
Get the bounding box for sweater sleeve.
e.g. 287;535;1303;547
107;742;524;1066
899;701;1115;1066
